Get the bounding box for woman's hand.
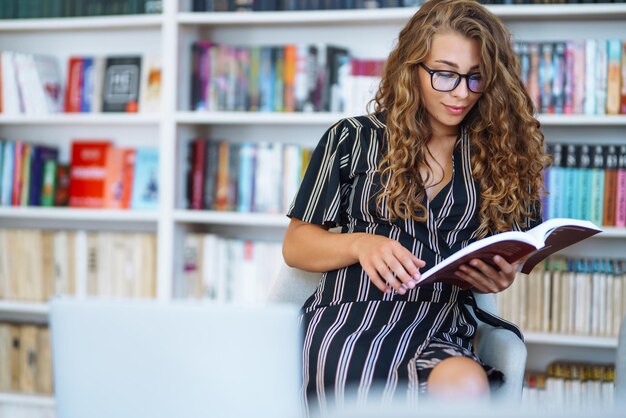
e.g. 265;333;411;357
351;234;426;295
453;255;523;293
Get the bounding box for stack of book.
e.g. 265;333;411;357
514;39;626;115
0;324;52;396
522;361;615;412
190;41;385;115
178;233;282;303
0;140;160;210
186;138;312;214
0;229;157;302
497;256;626;337
0;53;161;115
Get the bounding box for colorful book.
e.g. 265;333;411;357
69;141;111;208
603;145;619;226
102;56;142;112
130;148;159;210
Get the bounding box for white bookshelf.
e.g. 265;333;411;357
0;14;163;31
0;393;55;408
524;332;618;349
0;207;159;222
0;114;161;125
0;1;625;409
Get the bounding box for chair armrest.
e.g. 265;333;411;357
474;327;527;402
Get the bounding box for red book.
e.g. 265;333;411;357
53;164;70;207
190;139;206;210
65;57;83;113
11;141;23;206
69;141;111;208
120;149;136;209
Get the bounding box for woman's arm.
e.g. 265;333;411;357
283;218;425;295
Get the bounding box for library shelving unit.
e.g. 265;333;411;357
1;0;626;410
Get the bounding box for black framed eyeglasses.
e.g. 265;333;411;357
419;63;485;93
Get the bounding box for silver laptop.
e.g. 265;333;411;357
49;298;303;418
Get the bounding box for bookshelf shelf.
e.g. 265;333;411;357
598;227;626;239
0;14;163;32
173;210;289;227
0;301;49;323
0;114;161;125
0;207;159;223
537;115;626;126
176;111;626;127
178;4;626;26
0;393;55;407
176;111;344;125
524;332;618;348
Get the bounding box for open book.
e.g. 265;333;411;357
416;218;602;291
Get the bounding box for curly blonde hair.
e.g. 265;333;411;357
373;0;550;237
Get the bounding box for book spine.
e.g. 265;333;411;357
616;145;626;227
606;39;622;115
595;39;608;115
589;145;604;227
578;145;592;221
584;40;596;115
621;41;626;115
603;145;618;226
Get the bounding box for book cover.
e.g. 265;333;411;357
69;141;111;208
53;163;71;207
616;145;626;227
603;145;619;226
605;39;621;115
33;54;64;113
139;54;161;113
589;145;605;227
103;147;125;209
416;218;601;290
64;56;83;113
130;148;159;210
28;145;59;207
120;149;136;209
102;55;142;112
1;140;14;206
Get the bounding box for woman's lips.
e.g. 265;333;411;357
443;104;466;115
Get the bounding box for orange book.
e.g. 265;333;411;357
120;148;136;209
621;41;626;114
103;147;124;209
603;145;619;226
214;142;229;211
283;44;297;112
64;57;83;113
68;141;111;208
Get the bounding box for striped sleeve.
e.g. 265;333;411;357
287;120;351;227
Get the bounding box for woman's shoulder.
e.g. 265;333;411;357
334;112;387;132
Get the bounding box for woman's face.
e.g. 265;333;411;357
418;32;483;137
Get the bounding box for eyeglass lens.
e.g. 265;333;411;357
432;72;483;93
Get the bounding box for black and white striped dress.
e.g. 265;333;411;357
287;113;536;414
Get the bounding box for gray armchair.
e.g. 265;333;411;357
267;262;527;403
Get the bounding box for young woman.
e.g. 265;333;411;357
283;0;550;413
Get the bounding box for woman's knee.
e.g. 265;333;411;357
426;357;490;399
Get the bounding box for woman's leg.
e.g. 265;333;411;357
426;356;490;399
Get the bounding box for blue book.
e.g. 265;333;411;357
1;140;14;206
589;145;605;226
578;144;592;221
28;145;59;206
130;148;159;210
564;144;580;219
548;143;564;219
80;57;93;112
259;46;274;112
237;143;256;213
